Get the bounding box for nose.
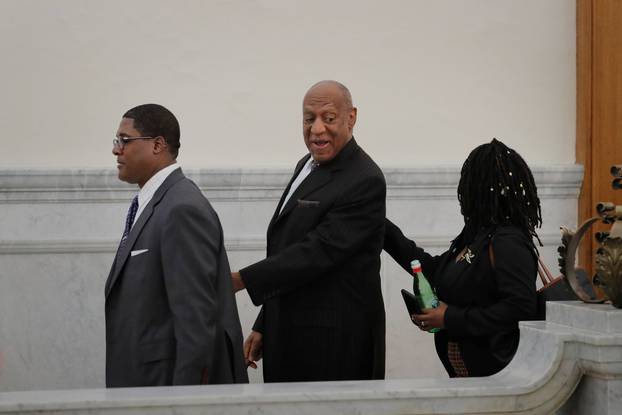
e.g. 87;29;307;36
310;118;326;136
112;144;122;156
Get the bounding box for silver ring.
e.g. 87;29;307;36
421;321;426;328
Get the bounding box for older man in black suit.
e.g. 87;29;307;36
232;81;386;382
106;104;248;387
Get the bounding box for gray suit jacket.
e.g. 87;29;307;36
105;168;248;387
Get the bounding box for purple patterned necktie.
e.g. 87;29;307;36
118;196;139;250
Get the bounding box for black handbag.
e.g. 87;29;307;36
535;256;578;320
488;242;577;320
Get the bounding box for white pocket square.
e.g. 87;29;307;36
131;249;149;257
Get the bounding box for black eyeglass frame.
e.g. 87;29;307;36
113;136;157;149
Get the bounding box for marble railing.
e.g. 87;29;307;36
0;165;582;390
0;302;620;414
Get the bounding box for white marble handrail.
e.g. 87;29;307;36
1;302;620;415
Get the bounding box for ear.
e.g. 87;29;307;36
152;136;168;155
348;107;357;132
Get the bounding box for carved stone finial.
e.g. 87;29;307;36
556;165;622;308
595;237;622;308
557;218;604;303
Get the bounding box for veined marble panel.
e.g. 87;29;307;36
0;303;620;415
0;165;582;202
0;165;583;391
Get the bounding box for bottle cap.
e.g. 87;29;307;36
410;260;422;272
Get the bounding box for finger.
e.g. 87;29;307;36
247;360;257;369
243;339;253;360
250;341;262;361
411;316;425;330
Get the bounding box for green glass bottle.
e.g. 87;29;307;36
411;259;440;333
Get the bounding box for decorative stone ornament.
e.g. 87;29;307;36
558;165;622;308
595;236;622;307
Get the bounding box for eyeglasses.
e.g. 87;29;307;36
113;136;156;150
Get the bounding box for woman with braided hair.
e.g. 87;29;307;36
384;139;541;377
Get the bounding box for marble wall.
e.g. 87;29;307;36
0;165;582;391
2;302;620;414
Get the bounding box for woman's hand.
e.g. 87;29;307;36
411;301;447;331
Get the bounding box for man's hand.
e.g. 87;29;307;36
411;301;447;331
231;271;246;292
244;330;263;369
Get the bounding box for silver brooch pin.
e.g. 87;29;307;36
461;248;475;264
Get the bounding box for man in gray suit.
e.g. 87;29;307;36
105;103;248;387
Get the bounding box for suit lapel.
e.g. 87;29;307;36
105;168;185;299
267;155;311;234
274;167;332;223
268;138;359;229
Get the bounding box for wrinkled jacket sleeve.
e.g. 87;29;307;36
161;202;221;385
383;218;443;284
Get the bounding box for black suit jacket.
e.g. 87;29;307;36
241;139;386;382
105;168;248;387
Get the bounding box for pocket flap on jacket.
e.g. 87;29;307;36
140;339;175;363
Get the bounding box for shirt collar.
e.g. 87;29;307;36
137;163;180;208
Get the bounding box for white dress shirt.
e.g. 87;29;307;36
132;163;180;226
279;156;316;215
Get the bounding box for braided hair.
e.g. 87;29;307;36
458;138;542;246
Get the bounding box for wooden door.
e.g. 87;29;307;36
577;0;622;275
